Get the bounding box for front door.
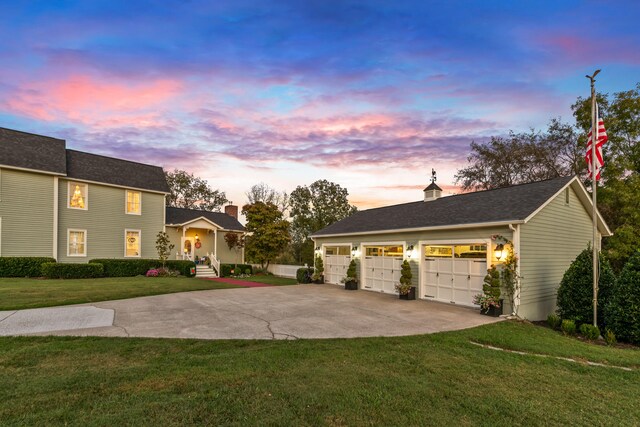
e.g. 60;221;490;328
182;237;194;260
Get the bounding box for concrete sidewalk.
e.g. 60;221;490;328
0;285;502;340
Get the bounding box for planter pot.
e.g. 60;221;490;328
344;280;358;290
399;287;416;300
480;299;504;317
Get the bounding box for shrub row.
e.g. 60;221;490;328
296;267;314;284
0;257;56;277
220;264;253;277
41;262;104;279
557;247;640;345
89;259;196;278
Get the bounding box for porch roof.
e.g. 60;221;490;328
166;207;245;232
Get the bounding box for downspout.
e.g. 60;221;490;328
508;223;521;316
53;176;59;260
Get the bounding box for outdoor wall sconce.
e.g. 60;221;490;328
351;245;359;258
494;243;505;261
195;233;199;241
406;244;415;258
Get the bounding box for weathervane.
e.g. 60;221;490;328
430;168;437;183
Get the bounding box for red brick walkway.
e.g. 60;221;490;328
202;277;274;287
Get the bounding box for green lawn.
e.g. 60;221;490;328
236;274;298;286
0;321;638;426
0;276;242;310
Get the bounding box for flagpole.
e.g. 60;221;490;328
586;69;600;328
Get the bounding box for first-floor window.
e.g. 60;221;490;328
125;230;141;257
68;229;87;257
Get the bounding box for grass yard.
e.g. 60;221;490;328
237;274;298;286
0;276;242;311
0;321;638;426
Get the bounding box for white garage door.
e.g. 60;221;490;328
363;245;404;293
324;246;351;285
421;244;487;306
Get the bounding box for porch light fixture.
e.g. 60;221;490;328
195;233;199;240
406;245;414;258
494;243;505;261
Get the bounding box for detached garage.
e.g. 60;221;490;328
311;176;611;321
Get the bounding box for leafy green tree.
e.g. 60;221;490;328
165;169;228;211
290;180;357;264
242;202;291;269
455;119;581;191
155;231;175;268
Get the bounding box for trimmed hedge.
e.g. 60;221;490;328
89;259;196;278
557;248;615;329
296;267;314;284
42;262;104;279
220;264;253;277
0;257;56;277
605;250;640;345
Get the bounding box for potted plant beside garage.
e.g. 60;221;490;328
395;260;416;300
473;266;503;316
341;260;358;290
311;255;325;284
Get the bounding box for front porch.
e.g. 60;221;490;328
165;216;245;277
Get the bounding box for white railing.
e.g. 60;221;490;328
253;263;306;278
208;253;220;276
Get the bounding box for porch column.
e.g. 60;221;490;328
182;227;188;259
214;229;218;259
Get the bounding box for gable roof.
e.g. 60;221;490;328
0;127;67;174
313;176;610;237
165;207;245;231
66;150;170;193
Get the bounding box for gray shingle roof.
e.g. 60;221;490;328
165;207;245;231
66;150;170;193
313;176;575;236
0;127;67;174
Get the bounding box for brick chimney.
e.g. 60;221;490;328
224;204;238;219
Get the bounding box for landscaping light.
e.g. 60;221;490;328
494;243;505;261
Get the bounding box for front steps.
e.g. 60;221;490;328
195;264;218;278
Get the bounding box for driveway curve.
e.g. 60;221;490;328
0;285;501;339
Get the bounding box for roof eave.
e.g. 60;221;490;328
311;220;523;238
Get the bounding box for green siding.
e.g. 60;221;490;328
57;179;165;262
0;168;54;257
519;186;593;320
314;226;512;289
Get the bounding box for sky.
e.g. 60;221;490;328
2;0;640;214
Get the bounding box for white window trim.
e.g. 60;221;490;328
67;229;88;257
125;190;142;215
124;229;142;258
67;181;88;210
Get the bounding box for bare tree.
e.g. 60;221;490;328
245;183;290;214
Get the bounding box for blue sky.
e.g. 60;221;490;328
1;0;639;208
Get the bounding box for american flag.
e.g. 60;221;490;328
585;103;608;181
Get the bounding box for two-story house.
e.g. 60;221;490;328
0;127;244;266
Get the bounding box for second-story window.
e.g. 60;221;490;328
68;182;88;210
126;190;141;214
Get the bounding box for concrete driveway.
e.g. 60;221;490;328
0;285;501;339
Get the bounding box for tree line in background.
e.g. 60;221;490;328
163;170;357;268
456;83;640;271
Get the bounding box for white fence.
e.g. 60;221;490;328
252;263;306;278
